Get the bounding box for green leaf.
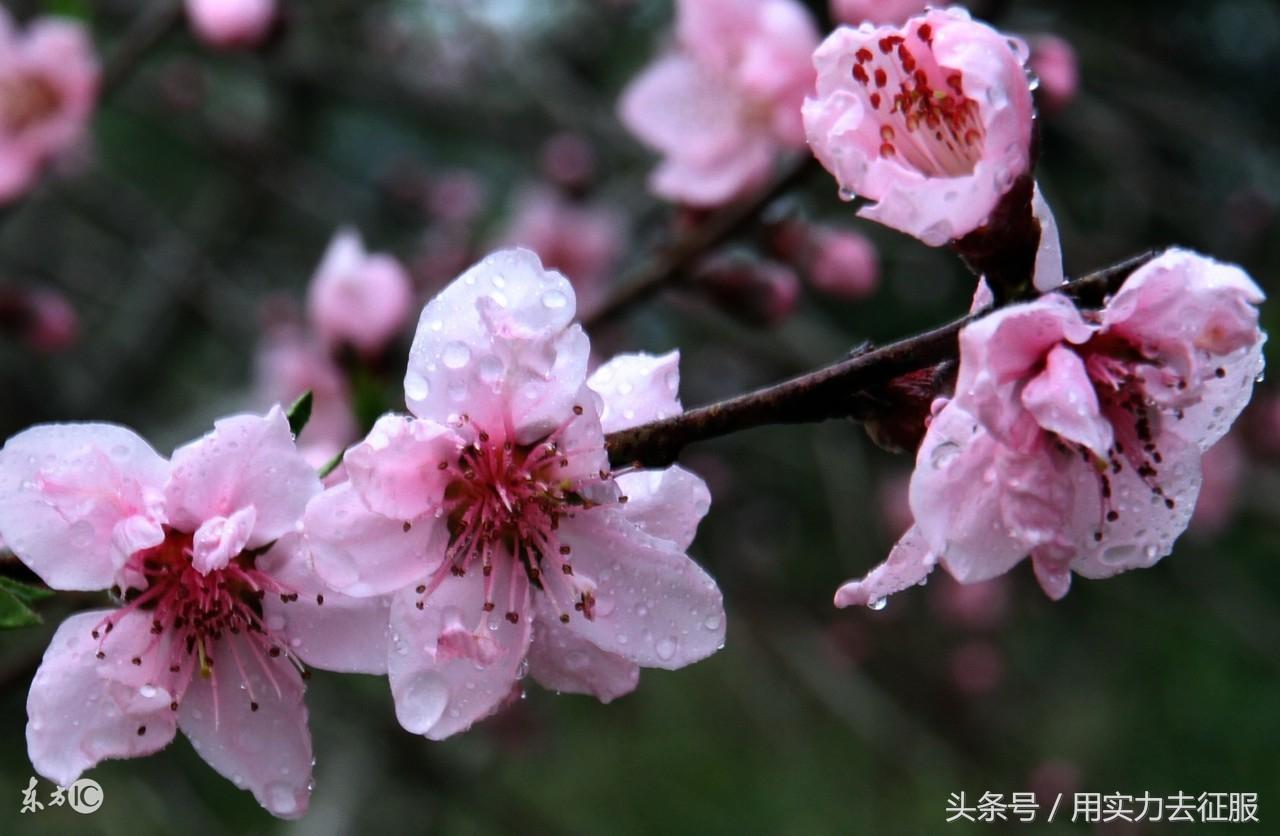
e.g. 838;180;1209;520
0;587;43;629
286;390;314;438
0;576;55;602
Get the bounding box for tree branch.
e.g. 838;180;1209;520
581;155;820;328
102;1;184;97
604;250;1159;469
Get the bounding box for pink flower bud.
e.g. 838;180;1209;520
806;226;880;299
184;0;277;50
22;287;77;352
697;254;801;327
1029;34;1079;113
540;132;596;189
803;8;1035;245
306;229;413;356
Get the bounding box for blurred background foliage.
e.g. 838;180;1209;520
1;0;1278;833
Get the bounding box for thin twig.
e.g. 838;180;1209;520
581;155;820;328
604;250;1159;468
102;1;184;96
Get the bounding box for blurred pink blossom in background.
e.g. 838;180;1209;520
1029;34;1080;113
803;8;1034;245
306;228;413;357
619;0;818;207
254;324;357;468
494;186;624;310
304;249;726;739
1190;433;1244;535
0;10;98;203
0;409;391;818
185;0;278;50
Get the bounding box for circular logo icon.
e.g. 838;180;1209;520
68;778;103;814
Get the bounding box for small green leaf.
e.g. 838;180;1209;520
0;588;43;629
286;390;314;438
317;451;344;480
0;576;55;602
42;0;91;21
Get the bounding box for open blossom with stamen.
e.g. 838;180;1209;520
836;249;1266;607
619;0;818;207
306;228;413;357
0;408;391;818
803;8;1035;246
304;248;725;739
0;10;98;203
185;0;278;50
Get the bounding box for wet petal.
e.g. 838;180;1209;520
528;595;639;703
0;423;167;590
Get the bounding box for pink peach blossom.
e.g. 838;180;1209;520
185;0;277;50
304;248;725;739
830;0;939;26
0;409;390;818
619;0;819;207
803;8;1035;245
1029;34;1079;114
494;186;624;311
306;228;413;356
836;249;1266;607
0;11;98;203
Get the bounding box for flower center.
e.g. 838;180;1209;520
92;528;305;714
850;23;985;177
0;73;62;134
410;410;616;627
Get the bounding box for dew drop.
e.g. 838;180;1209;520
442;342;471;369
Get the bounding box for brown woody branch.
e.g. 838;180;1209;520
604;250;1158;469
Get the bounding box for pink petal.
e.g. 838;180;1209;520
527;596;639;703
344;415;461;520
177;637;312;819
618;53;746;163
834;524;937;608
27;611;178;787
403;248;589;444
192;506;257;574
649;136;776;208
554;510;725;669
587;351;683;433
0;423;168;590
1021;344;1112;458
1066;418;1201;580
303;481;448;597
1031;182;1065;291
387;576;533;740
614;465;710;551
910;403;1029;583
955;293;1094;441
184;0;277;49
256;535;393;675
165;407;321;546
